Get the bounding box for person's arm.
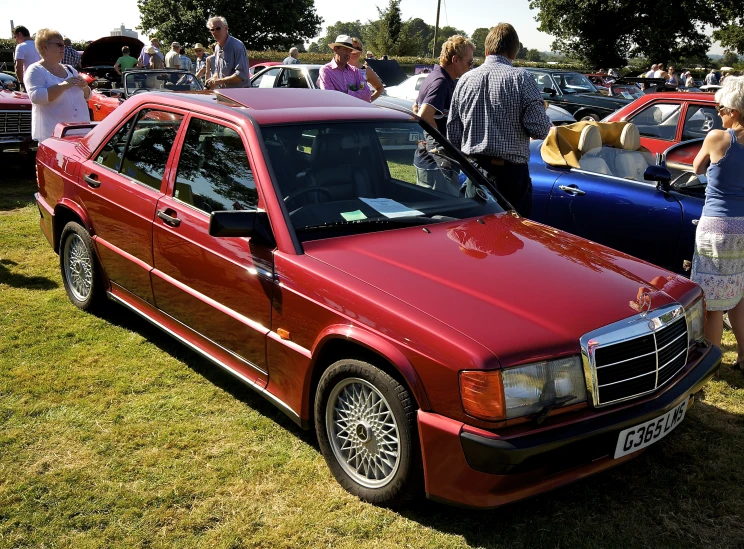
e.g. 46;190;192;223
317;66;335;90
15;59;25;88
520;73;552;140
365;66;384;102
417;104;438;128
25;65;89;104
216;44;250;86
693;130;724;174
114;60;122;76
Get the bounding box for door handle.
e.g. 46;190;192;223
83;174;100;188
558;185;586;196
692;219;699;226
157;209;181;227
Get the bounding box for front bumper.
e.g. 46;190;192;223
0;136;37;155
417;343;721;509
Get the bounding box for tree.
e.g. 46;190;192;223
528;0;742;69
317;20;365;51
427;26;468;58
137;0;322;51
408;18;434;56
526;49;542;62
472;27;489;57
517;42;527;59
721;51;740;67
365;0;425;56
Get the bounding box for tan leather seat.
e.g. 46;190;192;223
614;124;648;181
577;125;611;175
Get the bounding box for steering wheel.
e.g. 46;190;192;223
701;111;715;132
283;186;333;206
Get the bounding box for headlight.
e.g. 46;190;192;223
685;298;705;346
460;356;587;421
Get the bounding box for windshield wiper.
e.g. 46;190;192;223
531;395;576;425
296;216;435;232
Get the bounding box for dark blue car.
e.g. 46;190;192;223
527;123;705;275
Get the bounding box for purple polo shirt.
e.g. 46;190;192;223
317;58;371;102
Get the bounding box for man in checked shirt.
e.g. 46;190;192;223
317;35;371;102
447;23;551;217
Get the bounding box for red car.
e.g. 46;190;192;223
604;92;718;155
34;88;720;508
0;80;35;155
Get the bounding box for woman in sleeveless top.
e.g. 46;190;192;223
23;28;91;142
691;76;744;365
350;37;383;102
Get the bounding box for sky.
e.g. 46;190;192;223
1;0;726;55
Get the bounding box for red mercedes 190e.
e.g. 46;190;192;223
34;89;720;508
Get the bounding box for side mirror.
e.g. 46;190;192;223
209;210;275;247
644;165;672;191
543;87;557;96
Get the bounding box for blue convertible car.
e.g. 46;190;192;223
527;121;705;275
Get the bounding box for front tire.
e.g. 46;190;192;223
579;111;601;121
314;359;422;506
59;221;104;312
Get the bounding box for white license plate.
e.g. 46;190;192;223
613;399;688;459
409;133;420;141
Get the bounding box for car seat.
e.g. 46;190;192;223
613;124;648;181
304;132;372;200
577;125;611;175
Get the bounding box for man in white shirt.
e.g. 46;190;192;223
165;42;181;68
645;64;657;78
654;64;666;78
13;26;41;91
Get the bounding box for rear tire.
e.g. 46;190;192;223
59;221;105;312
314;359;422;506
579;111;601;121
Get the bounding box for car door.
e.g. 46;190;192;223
626;100;683;155
544;166;683;272
251;67;282;88
151;115;272;383
80;107;185;303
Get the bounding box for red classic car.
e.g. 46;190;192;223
34;88;720;509
0;78;35;155
78;36;144;89
603;92;717;155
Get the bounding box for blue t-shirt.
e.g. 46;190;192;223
413;65;455;169
703;130;744;217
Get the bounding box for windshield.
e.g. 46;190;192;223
611;85;643;99
553;73;598;94
260;121;506;241
124;71;202;94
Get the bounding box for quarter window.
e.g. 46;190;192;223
119;109;184;190
252;67;281;88
682;104;722;140
628;103;681;141
173;118;258;213
95;118;134;172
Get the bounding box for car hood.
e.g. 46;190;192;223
573;92;630;106
303;213;688;366
81;36;144;68
0;89;31;106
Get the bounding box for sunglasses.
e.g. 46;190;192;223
209;27;223;32
716;105;729;113
47;42;65;48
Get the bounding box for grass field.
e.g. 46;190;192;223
1;157;743;548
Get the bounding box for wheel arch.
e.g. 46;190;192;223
53;200;92;253
304;327;431;427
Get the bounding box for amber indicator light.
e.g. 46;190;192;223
277;328;291;340
459;370;505;421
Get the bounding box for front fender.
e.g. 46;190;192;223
308;324;432;412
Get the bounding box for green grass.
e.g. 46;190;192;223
1;159;743;548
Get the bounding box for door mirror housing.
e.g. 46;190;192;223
209;210;275;247
644;165;673;191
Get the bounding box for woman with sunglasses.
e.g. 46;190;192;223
23;28;90;142
349;38;383;102
691;76;744;366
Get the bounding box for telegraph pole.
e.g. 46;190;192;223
432;0;441;58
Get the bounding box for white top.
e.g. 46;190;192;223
24;64;90;141
14;39;41;65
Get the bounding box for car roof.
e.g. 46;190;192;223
632;91;716;102
525;68;584;73
125;88;413;125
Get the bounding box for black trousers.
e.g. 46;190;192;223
471;156;532;218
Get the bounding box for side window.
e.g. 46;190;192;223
252;67;281;88
276;69;290;88
173;118;258;214
628;103;681;140
119;110;183;190
95;117;134;172
682;104;722;140
285;68;309;89
531;71;551;91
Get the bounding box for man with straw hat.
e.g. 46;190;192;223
317;34;371;101
194;43;208;81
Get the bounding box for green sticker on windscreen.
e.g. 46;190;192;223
340;210;367;221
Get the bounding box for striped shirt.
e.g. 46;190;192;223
317;58;371;102
447;55;551;164
62;46;81;68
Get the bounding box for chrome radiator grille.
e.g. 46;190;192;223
582;305;689;407
0;110;32;136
